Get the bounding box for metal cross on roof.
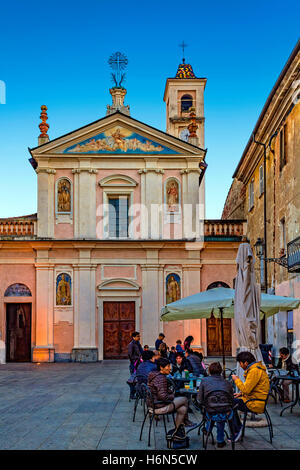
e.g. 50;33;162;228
108;52;128;88
179;41;188;63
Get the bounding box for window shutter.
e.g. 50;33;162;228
119;196;129;238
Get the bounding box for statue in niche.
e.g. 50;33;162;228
166;179;179;212
57;179;71;212
56;273;71;305
166;273;181;304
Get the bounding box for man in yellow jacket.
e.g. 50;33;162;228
230;351;270;442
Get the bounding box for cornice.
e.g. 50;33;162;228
138;169;165;174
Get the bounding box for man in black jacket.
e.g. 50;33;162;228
276;347;299;402
128;331;143;374
171;352;193;375
197;362;234;448
185;349;207;376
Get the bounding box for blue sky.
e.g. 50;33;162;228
0;0;299;218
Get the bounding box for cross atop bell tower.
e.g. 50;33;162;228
163;48;206;147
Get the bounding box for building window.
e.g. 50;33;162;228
108;195;129;238
181;94;193;112
248;178;254;210
280;124;287;171
259;165;264;196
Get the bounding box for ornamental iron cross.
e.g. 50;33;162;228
179;41;188;62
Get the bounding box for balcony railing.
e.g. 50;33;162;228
0;219;36;237
204;219;246;238
287;236;300;273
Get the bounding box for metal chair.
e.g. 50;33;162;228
239;395;274;444
269;371;283;406
139;384;176;447
201;390;236;450
132;376;147;422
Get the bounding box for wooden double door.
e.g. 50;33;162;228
103;301;135;359
206;314;232;356
6;303;31;362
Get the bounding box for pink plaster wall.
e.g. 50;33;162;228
54;322;74;353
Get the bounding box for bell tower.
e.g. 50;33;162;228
163;55;206;148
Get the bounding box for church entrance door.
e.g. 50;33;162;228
206;314;232;356
6;303;31;362
103;301;135;359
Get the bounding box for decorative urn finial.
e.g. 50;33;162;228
188;107;199;145
38;105;50;144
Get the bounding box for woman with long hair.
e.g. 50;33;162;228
183;335;194;351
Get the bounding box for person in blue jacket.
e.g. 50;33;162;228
136;350;158;384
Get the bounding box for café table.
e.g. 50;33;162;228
279;375;300;416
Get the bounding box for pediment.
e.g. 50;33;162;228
30;112;206;158
97;278;140;291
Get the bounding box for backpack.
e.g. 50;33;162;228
166;426;190;449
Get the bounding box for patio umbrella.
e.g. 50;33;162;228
161;287;300;372
234;243;263;381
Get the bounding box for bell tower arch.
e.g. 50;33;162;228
163;59;206;148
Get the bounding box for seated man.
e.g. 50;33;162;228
231;351;270;442
148;358;196;437
136;350;158;384
276;347;299;402
197;362;234;448
168;346;177;365
185;348;207;377
171;352;193;376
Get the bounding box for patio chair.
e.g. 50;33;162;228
139;384;176;447
239;394;274;444
132;376;148;422
269;371;283;406
201;390;236;450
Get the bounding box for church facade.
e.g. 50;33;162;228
0;60;245;363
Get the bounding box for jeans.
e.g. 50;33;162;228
232;398;251;432
205;411;233;443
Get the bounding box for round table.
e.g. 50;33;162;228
279;375;300;416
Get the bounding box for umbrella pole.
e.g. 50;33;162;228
220;307;226;378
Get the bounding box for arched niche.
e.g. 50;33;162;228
56;177;72;214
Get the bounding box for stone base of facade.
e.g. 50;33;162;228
54;353;71;362
32;347;55;363
71;348;98;362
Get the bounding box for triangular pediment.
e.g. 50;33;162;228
29;112;206;158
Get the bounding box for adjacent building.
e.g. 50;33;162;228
223;40;300;357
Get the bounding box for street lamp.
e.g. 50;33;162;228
254;237;264;259
254;237;288;269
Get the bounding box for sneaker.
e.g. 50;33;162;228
217;441;226;448
228;426;243;443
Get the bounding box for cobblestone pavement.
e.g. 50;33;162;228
0;360;300;450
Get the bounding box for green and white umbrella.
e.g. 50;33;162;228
161;286;300;371
160;287;300;321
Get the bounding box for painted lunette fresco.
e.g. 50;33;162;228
62;126;179;154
